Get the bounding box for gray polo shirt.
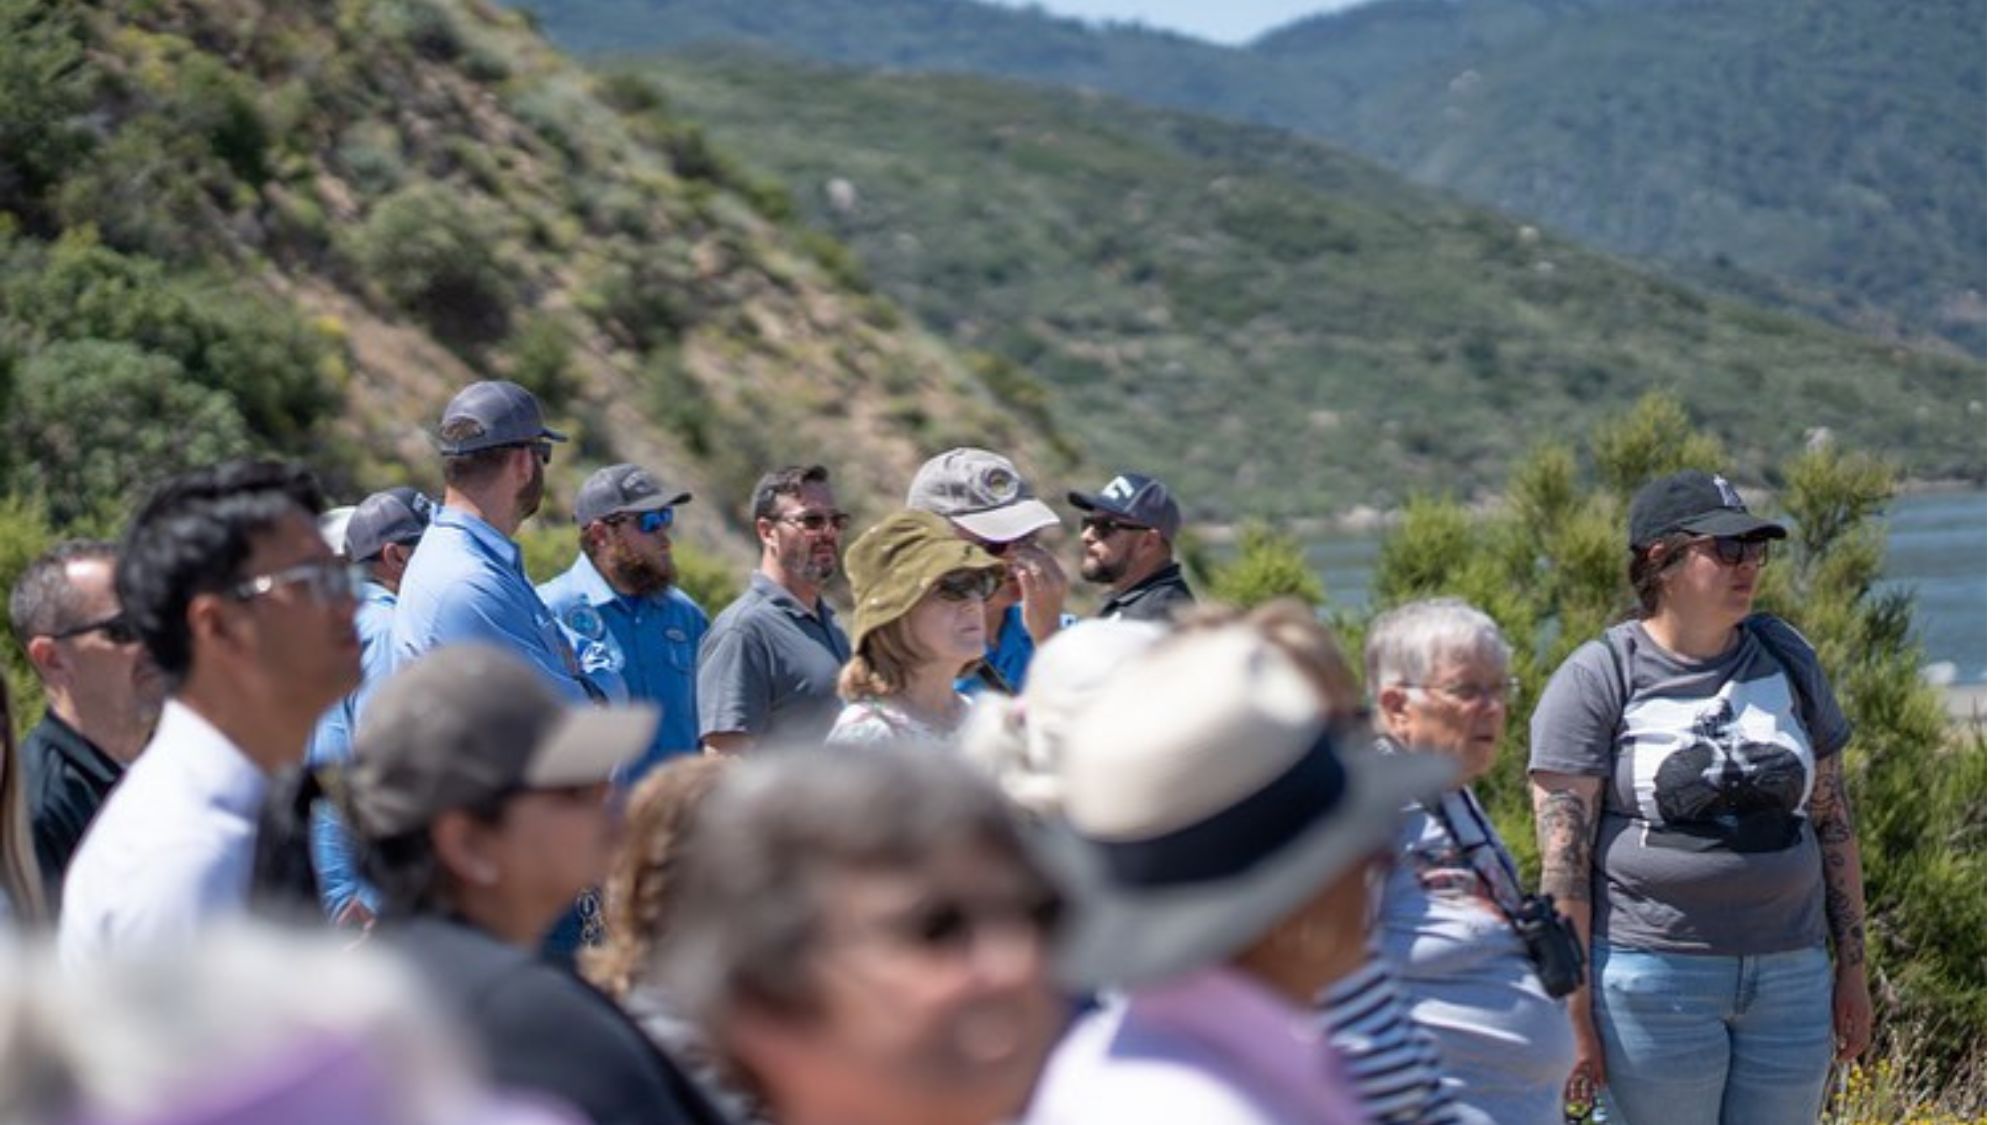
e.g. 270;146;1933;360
697;572;851;749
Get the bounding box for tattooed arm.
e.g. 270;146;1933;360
1808;755;1873;1061
1532;771;1604;1095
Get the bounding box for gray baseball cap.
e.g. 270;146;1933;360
344;487;435;561
436;380;568;456
907;447;1059;543
574;463;692;526
345;645;659;840
1068;472;1183;540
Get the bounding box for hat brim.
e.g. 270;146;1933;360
1039;747;1457;992
952;498;1059;543
1676;511;1788;540
541;426;569;444
1066;490;1109;514
608;490;693;518
523;703;659;789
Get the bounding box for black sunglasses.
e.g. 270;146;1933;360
1698;536;1772;566
1080;515;1149;537
890;891;1065;953
50;615;139;645
932;568;1003;603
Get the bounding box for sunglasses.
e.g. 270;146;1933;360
514;441;553;465
932;568;1003;603
608;508;674;535
880;891;1065;954
50;614;139;645
1080;515;1149;538
775;510;851;534
230;560;366;606
1696;536;1772;566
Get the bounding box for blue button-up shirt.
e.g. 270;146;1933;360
539;553;709;780
391;506;588;702
305;582;398;919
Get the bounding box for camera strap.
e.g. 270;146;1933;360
1421;790;1531;926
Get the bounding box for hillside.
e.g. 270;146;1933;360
0;0;1076;564
515;0;1985;354
628;51;1982;519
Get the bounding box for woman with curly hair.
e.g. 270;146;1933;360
584;755;768;1124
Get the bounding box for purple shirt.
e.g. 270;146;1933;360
1023;966;1370;1125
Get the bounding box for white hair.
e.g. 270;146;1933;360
1363;597;1511;696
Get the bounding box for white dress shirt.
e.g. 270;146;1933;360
58;700;269;968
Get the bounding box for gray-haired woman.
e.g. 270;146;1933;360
1367;597;1576;1123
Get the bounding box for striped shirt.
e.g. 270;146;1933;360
1318;955;1461;1125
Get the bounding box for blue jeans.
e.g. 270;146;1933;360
1593;945;1832;1125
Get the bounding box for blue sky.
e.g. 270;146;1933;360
990;0;1373;45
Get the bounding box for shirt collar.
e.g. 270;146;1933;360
749;571;826;623
33;712;123;790
1105;561;1185;609
433;506;523;573
150;699;271;820
564;551;621;608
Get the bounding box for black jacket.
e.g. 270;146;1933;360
383;914;735;1125
1098;561;1196;623
22;713;124;903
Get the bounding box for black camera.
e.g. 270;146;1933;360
1510;893;1585;1000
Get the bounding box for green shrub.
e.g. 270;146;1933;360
503;313;577;410
1209;521;1326;609
347;184;514;345
3;339;254;526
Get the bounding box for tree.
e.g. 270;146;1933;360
1208;520;1326;609
1369;392;1983;1065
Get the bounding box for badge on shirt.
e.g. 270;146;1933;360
664;627;688;644
564;605;607;640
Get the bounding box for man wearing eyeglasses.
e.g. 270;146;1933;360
539;463;708;779
60;460;362;966
9;541;167;901
1068;472;1195;623
697;464;853;754
391;380;592;702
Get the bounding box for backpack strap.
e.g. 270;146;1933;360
1740;612;1815;729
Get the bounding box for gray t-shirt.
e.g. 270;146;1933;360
1529;615;1850;954
696;573;852;750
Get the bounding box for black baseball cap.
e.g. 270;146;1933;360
1628;469;1788;548
574;463;691;526
1068;473;1183;540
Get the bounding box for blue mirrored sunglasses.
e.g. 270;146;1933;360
611;508;674;535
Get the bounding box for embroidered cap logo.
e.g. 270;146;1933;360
1712;475;1746;511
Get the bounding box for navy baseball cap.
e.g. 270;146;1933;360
1628;469;1788;548
345;487;435;561
436;380;567;455
1068;473;1183;540
574;463;692;526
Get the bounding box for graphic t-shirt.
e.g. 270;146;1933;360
1528;615;1850;955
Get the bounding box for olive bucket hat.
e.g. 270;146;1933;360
844;510;1005;650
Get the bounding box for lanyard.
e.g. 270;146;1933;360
1420;790;1526;913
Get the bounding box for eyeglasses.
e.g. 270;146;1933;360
872;892;1065;954
932;569;1002;603
513;441;553;465
50;615;139;645
608;508;674;535
773;510;851;534
1410;678;1521;706
1080;515;1148;538
230;560;366;606
1695;536;1772;567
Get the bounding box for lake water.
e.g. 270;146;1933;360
1305;490;1987;685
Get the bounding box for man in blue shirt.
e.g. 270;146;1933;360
306;486;432;925
391;380;590;702
906;448;1070;694
539;463;709;782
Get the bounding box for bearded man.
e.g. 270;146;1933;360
540;464;709;781
391;380;591;701
696;465;852;754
